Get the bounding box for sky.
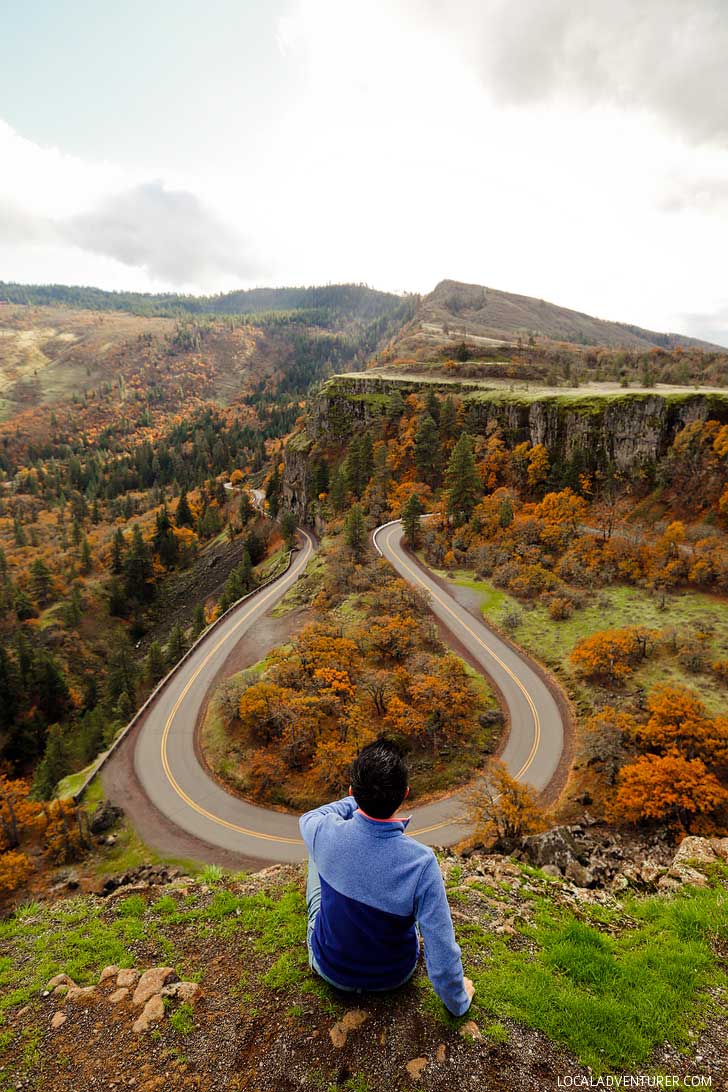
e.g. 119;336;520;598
1;0;728;345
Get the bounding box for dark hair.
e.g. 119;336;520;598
350;739;408;819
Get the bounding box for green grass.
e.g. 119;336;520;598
199;863;225;884
55;761;103;801
461;877;728;1073
168;1002;195;1035
273;549;327;615
450;571;728;714
89;815;201;879
0;898;142;1020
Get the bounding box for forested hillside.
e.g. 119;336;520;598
282;375;728;839
0;281;410;321
0;287;415;905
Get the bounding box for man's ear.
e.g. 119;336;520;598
404;786;410;799
349;785;353;796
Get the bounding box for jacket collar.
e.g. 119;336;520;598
355;808;412;832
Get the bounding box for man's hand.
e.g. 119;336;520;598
463;977;475;1005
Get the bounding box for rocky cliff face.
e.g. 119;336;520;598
284;374;728;522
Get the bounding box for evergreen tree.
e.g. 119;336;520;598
32;724;68;800
414;414;441;486
175;489;194;528
266;466;282;519
145;640;165;684
14;588;37;620
344;437;366;497
425;387;440;423
124;524;154;603
388;390;405;421
402;493;424;547
311;461;329;498
63;583;83;628
445;433;481;527
192;602;206;635
360;433;374;483
106;638;138;711
0;646;19;734
439;396;458;444
243;529;265;565
107;577;126;617
153;506;178;568
344;504;367;561
111;528;125;574
166;624;187;667
329;467;347;513
30;558;53;605
80;534;92;574
31;650;71;724
238;491;253;526
280;511;297;550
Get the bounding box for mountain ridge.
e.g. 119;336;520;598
415;279;724;352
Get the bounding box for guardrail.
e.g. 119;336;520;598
71;547;295;803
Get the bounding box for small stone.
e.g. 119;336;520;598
405;1057;428;1081
435;1043;446;1063
161;981;201;1003
673;836;718;869
99;965;120;983
66;986;97;1002
459;1020;484;1042
16;1005;30;1019
541;864;561;878
46;973;76;991
109;988;129;1004
329;1008;369;1048
52;984;69;998
51;1012;67;1029
116;969;140;989
565;860;592;887
132;967;178;1007
132;993;165;1034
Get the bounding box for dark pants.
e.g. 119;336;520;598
305;859;418;993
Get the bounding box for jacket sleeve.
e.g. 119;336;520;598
299;795;358;856
413;854;471;1017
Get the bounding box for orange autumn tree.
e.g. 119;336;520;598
608;751;728;834
222;560;493;809
627;685;728;766
0;850;33;898
465;759;545;849
570;626;658;686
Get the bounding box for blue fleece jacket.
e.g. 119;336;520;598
299;795;471;1016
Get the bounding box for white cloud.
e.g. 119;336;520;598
0;122;264;288
421;0;728;146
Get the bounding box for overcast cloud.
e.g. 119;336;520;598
0;178;261;287
429;0;728;146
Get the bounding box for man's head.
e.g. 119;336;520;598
349;739;409;819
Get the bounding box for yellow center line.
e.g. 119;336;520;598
160;535;314;845
378;523;542;835
159;521;542;846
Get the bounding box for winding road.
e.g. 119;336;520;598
102;521;565;864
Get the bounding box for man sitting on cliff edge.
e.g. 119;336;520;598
299;739;474;1016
